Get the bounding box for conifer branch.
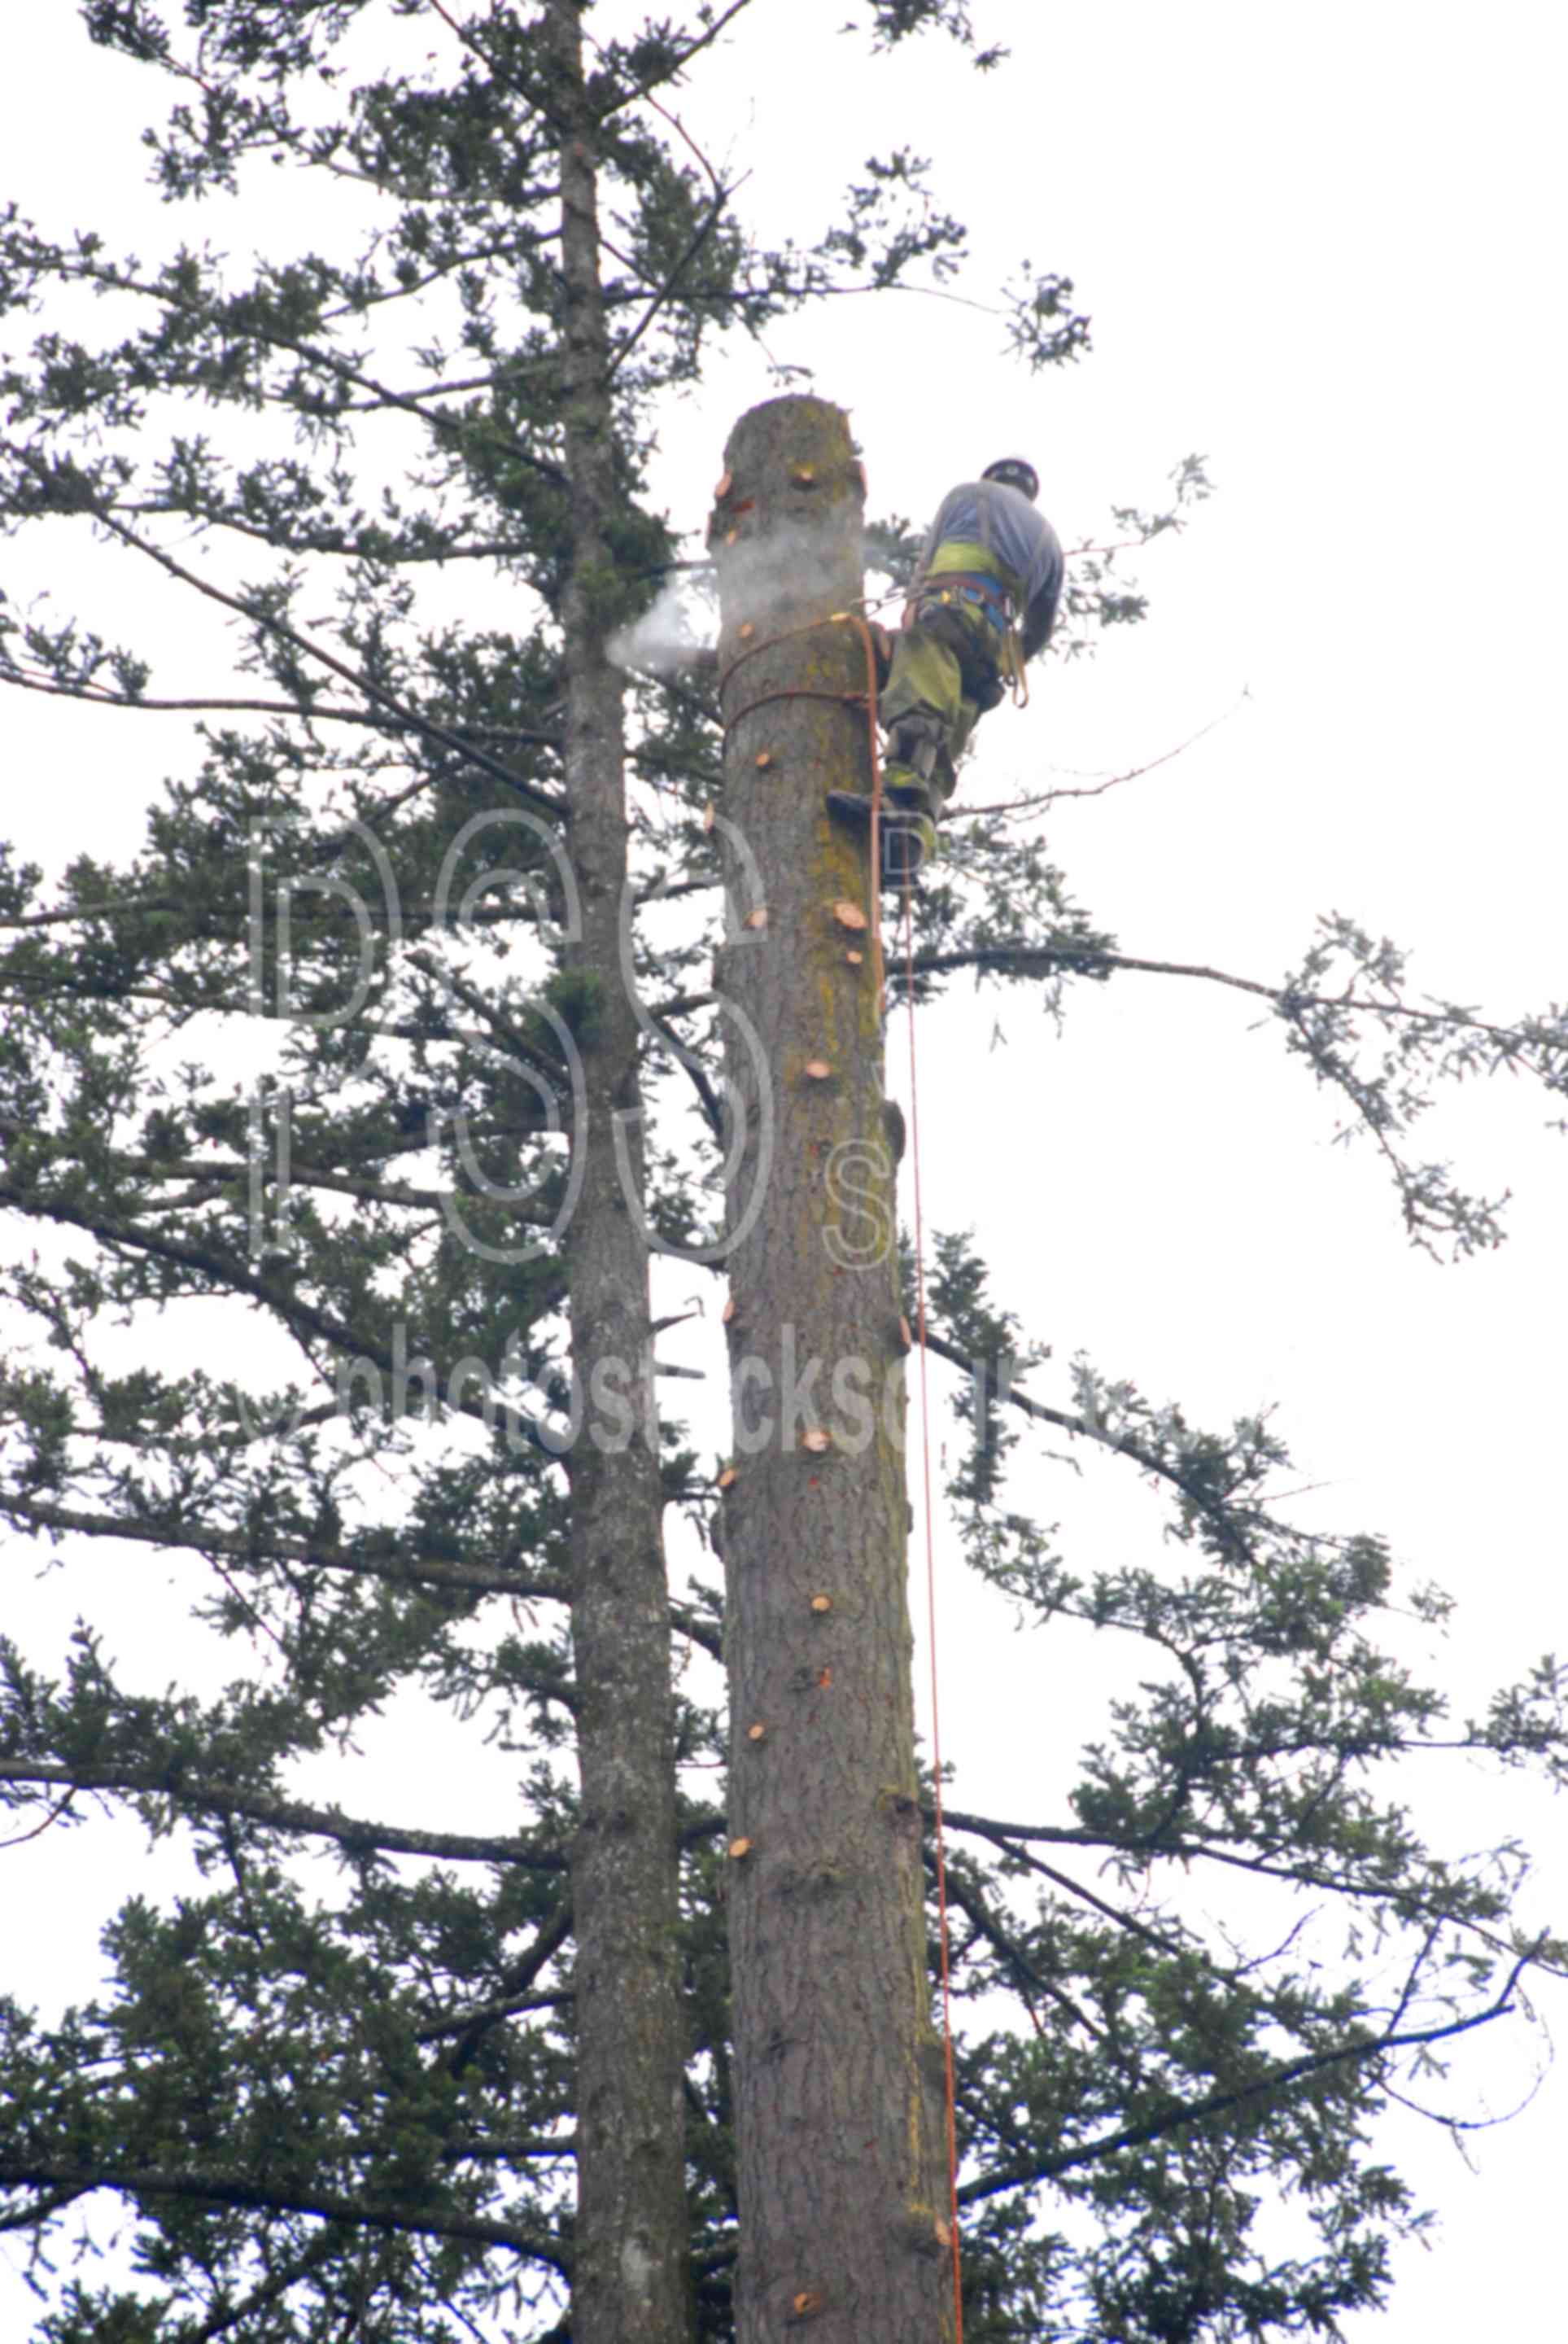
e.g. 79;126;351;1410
958;1944;1542;2205
593;0;762;120
183;2238;343;2344
0;2158;570;2268
0;1179;561;1453
11;449;567;820
0;1763;568;1870
5;243;569;480
0;1496;568;1607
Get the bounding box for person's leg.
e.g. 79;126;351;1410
877;619;966;821
828;604;995;883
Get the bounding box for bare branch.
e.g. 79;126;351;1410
959;693;1250;820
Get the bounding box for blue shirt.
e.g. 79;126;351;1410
915;479;1065;662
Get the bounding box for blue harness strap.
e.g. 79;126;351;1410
919;574;1015;636
914;571;1016;712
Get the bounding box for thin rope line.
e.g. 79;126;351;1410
903;881;964;2341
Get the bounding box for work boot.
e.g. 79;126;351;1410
884;711;944;784
825;782;937;889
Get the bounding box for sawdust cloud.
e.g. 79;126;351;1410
608;523;871;677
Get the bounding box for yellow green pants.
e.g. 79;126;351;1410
877;598;1002;817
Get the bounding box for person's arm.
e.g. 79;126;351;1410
1019;521;1065;663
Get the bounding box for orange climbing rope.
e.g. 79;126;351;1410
718;608;964;2342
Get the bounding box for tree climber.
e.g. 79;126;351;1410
828;457;1065;883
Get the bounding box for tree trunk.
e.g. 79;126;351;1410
548;7;690;2339
713;396;952;2343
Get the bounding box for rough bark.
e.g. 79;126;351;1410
549;8;690;2339
713;396;952;2343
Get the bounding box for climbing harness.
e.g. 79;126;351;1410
915;579;1029;713
921;575;1015;630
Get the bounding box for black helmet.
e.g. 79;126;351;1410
982;457;1039;502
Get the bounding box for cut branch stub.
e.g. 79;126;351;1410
832;899;868;932
801;1428;831;1454
803;1060;832;1081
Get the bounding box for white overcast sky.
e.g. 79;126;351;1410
4;3;1567;2336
